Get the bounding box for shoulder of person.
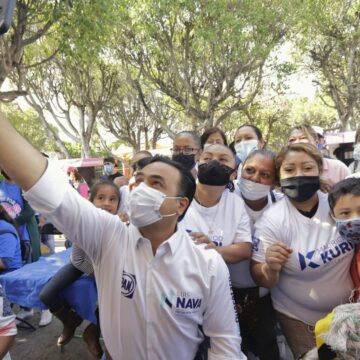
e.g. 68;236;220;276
325;157;349;170
261;194;287;217
316;191;332;216
0;220;17;238
223;187;246;205
269;190;283;203
184;230;225;268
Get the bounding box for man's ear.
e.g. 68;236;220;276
230;169;237;181
178;197;190;216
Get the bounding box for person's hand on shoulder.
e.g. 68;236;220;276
190;232;216;249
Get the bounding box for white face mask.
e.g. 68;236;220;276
238;177;271;201
354;144;360;161
128;182;180;228
234;140;258;162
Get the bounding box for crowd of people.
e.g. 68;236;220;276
0;114;359;360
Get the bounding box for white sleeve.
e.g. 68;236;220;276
233;206;252;244
251;214;280;264
204;255;246;360
24;161;126;265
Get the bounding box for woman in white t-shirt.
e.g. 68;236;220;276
179;144;253;358
234;149;282;359
180;144;252;263
251;143;354;359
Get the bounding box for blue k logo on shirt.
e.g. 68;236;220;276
298;250;320;270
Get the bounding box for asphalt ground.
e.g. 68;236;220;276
10;312;97;360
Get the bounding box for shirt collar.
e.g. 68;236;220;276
131;224;183;255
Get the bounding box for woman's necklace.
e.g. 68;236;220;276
194;191;222;236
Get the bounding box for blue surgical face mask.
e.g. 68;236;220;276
104;164;114;175
234;140;258;162
336;218;360;244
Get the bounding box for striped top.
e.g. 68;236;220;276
70;243;94;275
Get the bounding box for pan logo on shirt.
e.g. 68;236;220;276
121;271;137;299
298;240;353;271
160;289;202;315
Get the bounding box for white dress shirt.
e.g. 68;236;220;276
25;163;245;360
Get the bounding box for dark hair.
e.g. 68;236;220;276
275;143;323;178
200;127;228;148
175;131;201;149
243;148;276;164
89;180;121;208
236;124;263;141
0;204;17;226
103;156;117;165
0;204;20;238
132;156;154;173
328;177;360;213
71;169;84;183
131;150;153;172
143;155;196;221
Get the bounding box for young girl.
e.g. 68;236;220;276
0;205;19;357
39;180;120;359
0;205;22;275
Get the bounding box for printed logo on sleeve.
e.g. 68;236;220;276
121;270;137;299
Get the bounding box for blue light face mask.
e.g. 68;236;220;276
234;140;258;162
104;164;113;175
336;218;360;244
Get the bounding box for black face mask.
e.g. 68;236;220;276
172;154;196;170
198;160;235;186
280;176;320;202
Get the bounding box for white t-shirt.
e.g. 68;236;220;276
252;191;354;325
25;163;245;360
232;191;283;291
180;189;252;287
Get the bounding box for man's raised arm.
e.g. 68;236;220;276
0;113;125;265
0;113;47;190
